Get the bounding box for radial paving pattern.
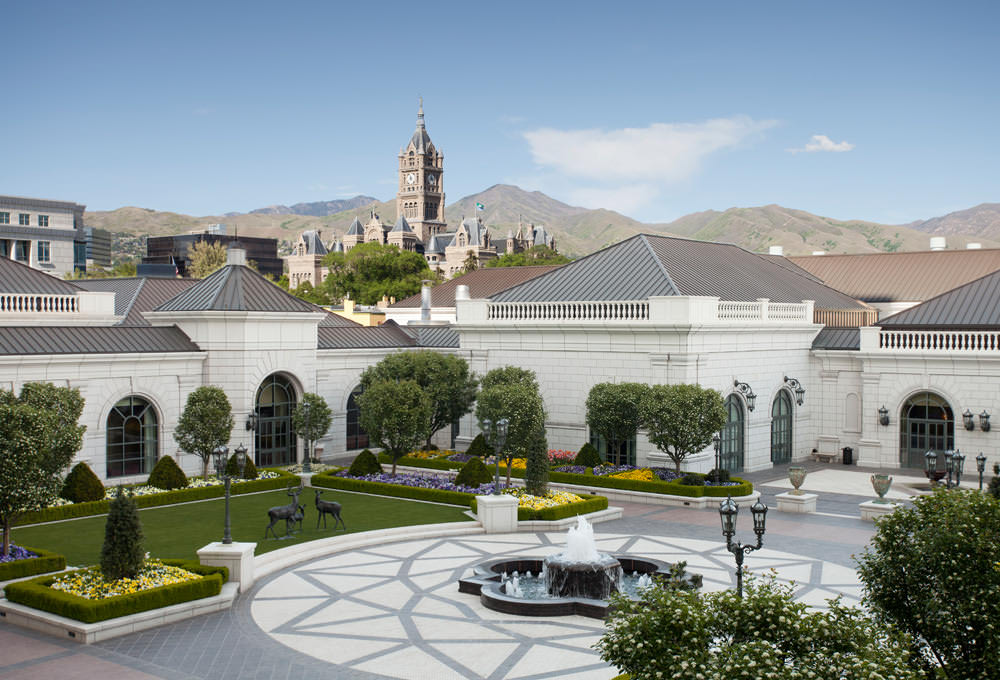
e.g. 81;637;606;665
251;531;862;680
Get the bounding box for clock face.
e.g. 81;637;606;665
428;174;436;185
406;173;416;185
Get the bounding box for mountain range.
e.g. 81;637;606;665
83;186;1000;257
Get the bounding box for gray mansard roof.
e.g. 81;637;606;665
346;217;363;236
0;325;201;355
491;234;867;310
155;264;322;313
301;230;328;256
77;277;197;325
391;215;413;233
0;257;84;295
317;320;457;349
879;268;1000;329
811;327;861;351
460;217;487;246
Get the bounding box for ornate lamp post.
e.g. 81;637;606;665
245;408;258;466
212;444;246;545
977;452;988;490
301;401;312;474
712;434;722;484
481;417;509;495
925;450;943;486
719;496;768;598
952;450;965;488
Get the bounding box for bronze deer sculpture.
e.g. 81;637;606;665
265;483;304;538
314;489;346;531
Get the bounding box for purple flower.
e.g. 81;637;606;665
0;544;38;564
555;465;588;474
333;470;493;494
593;464;637;476
447;453;474;463
651;468;681;482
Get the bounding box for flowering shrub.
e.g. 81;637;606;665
593;464;637;477
650;467;681;482
447;453;474;463
597;573;921;680
547;449;576;463
99;471;281;500
334;470;495;495
51;559;201;600
610;468;655;482
406;449;459;459
501;487;583;510
555;465;588;475
0;543;38;564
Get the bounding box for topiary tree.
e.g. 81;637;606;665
174;386;234;480
146;455;188;490
454;456;493;488
476;382;545;489
227;452;258;479
524;424;549;496
596;573;921;680
348;449;383;476
60;462;105;503
640;384;727;473
857;488;1000;679
100;488;144;581
466;433;488;456
480;366;539;392
291;392;333;463
586;382;649;466
573;442;602;468
357;380;431;475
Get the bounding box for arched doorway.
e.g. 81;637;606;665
346;384;369;450
770;390;793;464
720;394;745;473
899;392;954;468
106;396;158;478
255;374;297;467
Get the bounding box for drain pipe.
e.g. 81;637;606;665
420;280;432;322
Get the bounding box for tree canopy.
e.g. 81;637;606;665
291;392;333;461
173;386;234;479
0;383;86;555
320;242;438;305
475;382;546;488
480;366;539;393
485;245;570;267
586;382;649;464
188;240;228;278
640;384;726;473
357;379;431;475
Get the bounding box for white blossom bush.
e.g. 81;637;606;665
595;573;923;680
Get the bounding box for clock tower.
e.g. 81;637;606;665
397;100;446;245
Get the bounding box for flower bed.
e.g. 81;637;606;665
0;545;66;582
50;559;202;600
4;559;227;623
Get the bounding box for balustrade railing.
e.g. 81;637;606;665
487;300;650;321
878;329;1000;353
484;298;812;323
0;293;80;314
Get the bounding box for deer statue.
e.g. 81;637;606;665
265;483;304;539
314;489;346;531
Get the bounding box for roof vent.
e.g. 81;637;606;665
227;245;247;266
929;237;946;251
811;251;825;256
768;245;784;256
420;280;432;322
455;284;470;301
967;242;982;250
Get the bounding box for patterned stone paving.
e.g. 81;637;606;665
251;531;863;680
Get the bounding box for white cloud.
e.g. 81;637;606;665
788;134;855;154
523;116;777;183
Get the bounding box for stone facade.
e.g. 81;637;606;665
0;195;85;278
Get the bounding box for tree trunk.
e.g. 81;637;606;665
674;457;682;474
203;456;211;480
2;517;10;557
505;460;512;489
391;458;398;476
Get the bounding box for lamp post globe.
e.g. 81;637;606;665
719;495;767;598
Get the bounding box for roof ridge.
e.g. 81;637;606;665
639;234;680;296
118;278;147;325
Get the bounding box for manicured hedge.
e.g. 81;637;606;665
14;469;299;527
311;473;474;507
378;453;463;472
470;493;609;521
0;546;66;582
4;559;228;623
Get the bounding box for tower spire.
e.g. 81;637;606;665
417;96;425;128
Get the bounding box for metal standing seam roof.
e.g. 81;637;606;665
302;231;328;256
787;249;1000;303
346;217;363;236
811;327;861;350
154;265;323;313
77;277;198;325
391;216;413;233
75;278;144;316
317;322;417;350
402;325;460;348
390;266;563;308
319;311;363;328
0;257;85;295
879;268;1000;328
0;325;201;355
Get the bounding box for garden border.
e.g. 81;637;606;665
0;545;66;582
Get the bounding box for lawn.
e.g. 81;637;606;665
12;488;470;567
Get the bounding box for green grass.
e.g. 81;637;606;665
12;489;469;567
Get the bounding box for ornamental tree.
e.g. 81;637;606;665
173;386;234;479
0;383;86;556
640;383;726;473
475;382;545;488
857;488;1000;679
523;423;549;496
187;239;228;278
479;365;539;393
596;573;921;680
361;351;478;449
291;392;333;463
357;379;431;475
320;241;439;305
585;382;649;466
485;245;570;267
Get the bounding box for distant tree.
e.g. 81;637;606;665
320;242;437;305
100;488;144;581
361;351;478;449
290;280;331;305
480;366;539;392
173;386;234;479
486;245;570;267
188;240;228;278
64;259;139;280
357;379;431;475
0;383;86;556
640;384;726;473
586;383;650;466
460;250;479;274
291;393;333;463
476;382;546;488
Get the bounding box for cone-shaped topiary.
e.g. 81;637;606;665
466;433;489;457
146;455;188;490
100;488;144;581
226;452;258;479
60;462;105;503
348;449;383;476
573;442;603;467
524;425;549;496
707;468;730;484
455;455;494;488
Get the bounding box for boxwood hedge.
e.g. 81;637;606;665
0;546;66;582
14;469;300;527
470;493;609;521
3;559;228;623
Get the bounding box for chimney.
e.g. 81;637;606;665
455;284;470;301
768;245;784;256
811;251;825;256
227;245;247;266
343;296;355;314
929;237;946;251
420;280;432;322
967;242;982;250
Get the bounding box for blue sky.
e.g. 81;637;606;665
4;0;998;224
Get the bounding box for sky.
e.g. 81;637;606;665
4;0;999;225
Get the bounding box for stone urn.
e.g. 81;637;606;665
871;473;893;503
787;466;807;495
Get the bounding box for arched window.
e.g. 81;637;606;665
899;392;954;468
720;394;744;472
346;384;369;450
255;374;297;467
107;396;158;478
770;390;793;464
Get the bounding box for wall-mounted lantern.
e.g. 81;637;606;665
980;411;991;432
733;380;756;412
963;409;976;431
783;376;805;406
878;405;890;427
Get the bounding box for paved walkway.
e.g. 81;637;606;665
0;464;895;680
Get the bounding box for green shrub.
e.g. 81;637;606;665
348;449;383;476
989;463;1000;499
573;442;603;467
60;462;105;503
466;433;489;456
0;545;66;581
427;443;439;451
100;489;144;581
4;560;227;623
146;455;188;490
226;452;258;480
707;468;730;484
470;493;609;521
679;473;705;486
524;425;549;496
454;456;494;487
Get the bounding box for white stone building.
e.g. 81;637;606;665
0;195;87;278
